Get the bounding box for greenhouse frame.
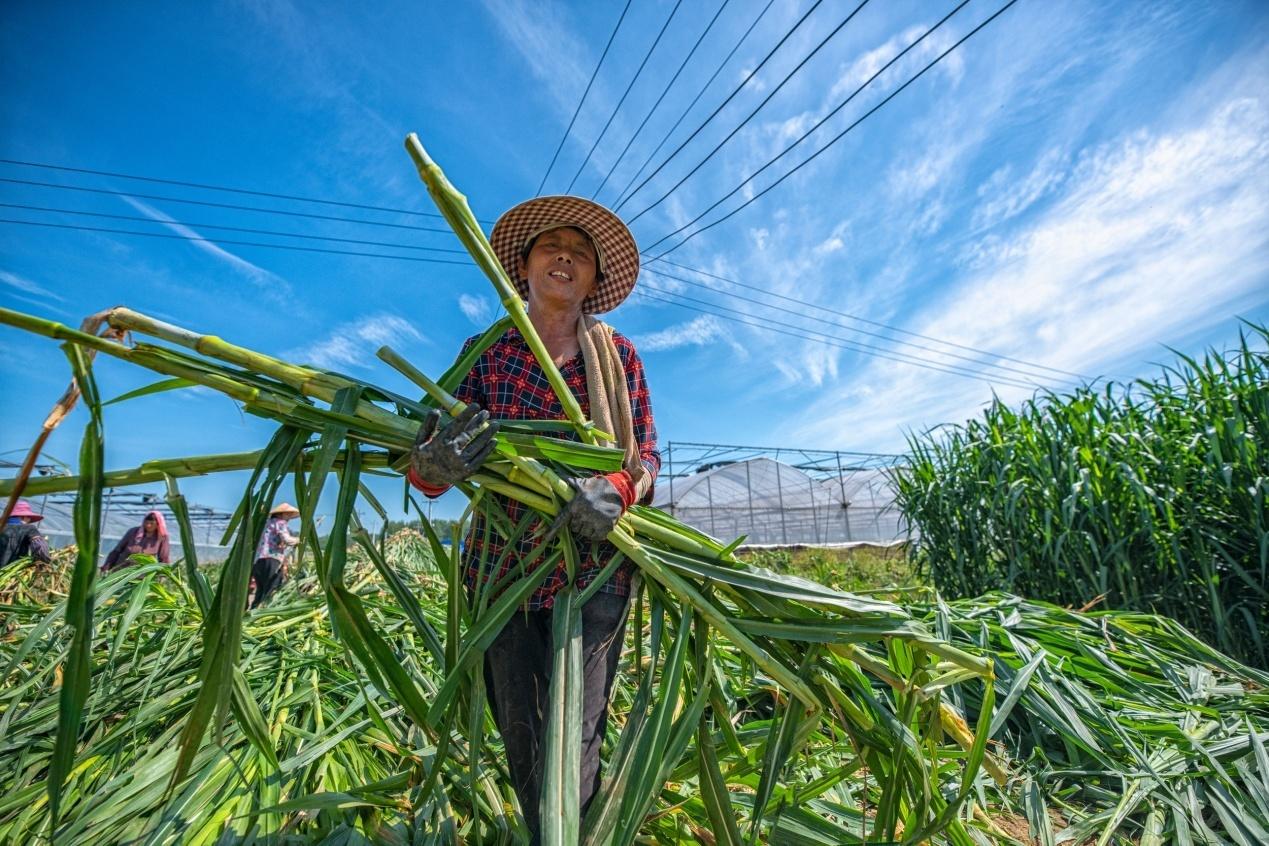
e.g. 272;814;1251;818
652;441;908;547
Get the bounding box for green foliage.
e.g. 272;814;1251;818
894;326;1269;666
740;545;922;596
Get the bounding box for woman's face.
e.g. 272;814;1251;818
519;226;598;314
143;517;157;535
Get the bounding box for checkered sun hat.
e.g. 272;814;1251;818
489;195;640;314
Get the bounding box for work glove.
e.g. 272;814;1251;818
410;405;499;488
554;471;636;544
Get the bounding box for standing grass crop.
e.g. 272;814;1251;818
894;328;1269;666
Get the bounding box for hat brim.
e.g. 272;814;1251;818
490;196;639;314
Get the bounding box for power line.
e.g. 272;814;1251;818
625;0;872;225
643;265;1084;383
0;176;457;234
611;0;777;210
642;0;969;251
564;0;686;195
614;0;827;213
2;148;1079;383
0;218;471;265
4;212;1072;388
648;256;1090;380
0;202;468;254
633;284;1047;390
591;0;732;203
535;0;635;196
646;0;1021;261
0;158;496;223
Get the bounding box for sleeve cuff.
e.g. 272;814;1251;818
603;470;637;510
408;467;452;498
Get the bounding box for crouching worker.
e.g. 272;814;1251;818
0;500;52;567
408;196;659;843
102;510;171;572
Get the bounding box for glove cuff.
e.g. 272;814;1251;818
408;467;452;498
603;470;637;510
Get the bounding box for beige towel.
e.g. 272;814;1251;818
577;314;653;503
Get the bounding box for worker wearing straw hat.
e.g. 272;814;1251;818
409;195;659;841
250;502;301;609
0;500;52;567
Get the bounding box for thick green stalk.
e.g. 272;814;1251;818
403;133;596;444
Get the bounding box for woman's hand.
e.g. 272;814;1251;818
554;471;636;543
410;405;500;487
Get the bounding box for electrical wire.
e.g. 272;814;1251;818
624;0;872;225
642;0;970;252
0;218;470;265
0;202;468;254
0;214;1064;387
0;176;455;234
535;0;635;196
615;0;827;212
643;265;1083;383
633;284;1048;390
648;256;1092;380
646;0;1020;261
564;0;686;195
590;0;732;203
0;158;492;222
611;0;777;210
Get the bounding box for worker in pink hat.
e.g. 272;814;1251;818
0;500;53;567
102;510;172;572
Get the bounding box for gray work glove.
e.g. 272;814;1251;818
410;405;499;487
557;474;627;543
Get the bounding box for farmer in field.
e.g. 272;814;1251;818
408;195;658;841
250;502;301;608
0;500;52;567
102;509;171;571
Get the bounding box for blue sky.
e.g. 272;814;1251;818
2;0;1267;525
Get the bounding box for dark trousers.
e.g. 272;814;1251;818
483;590;630;844
250;557;284;608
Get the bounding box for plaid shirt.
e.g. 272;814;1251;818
452;326;659;610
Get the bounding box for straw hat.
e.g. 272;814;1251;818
9;500;43;522
490;195;639;314
269;502;301;519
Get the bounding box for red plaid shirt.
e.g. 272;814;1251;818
417;326;659;610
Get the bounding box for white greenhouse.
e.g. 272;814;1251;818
652;444;909;547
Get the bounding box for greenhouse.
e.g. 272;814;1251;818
653;442;907;546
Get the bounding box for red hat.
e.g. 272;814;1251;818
490;195;640;314
10;500;43;521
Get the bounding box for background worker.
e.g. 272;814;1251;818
409;195;658;842
251;502;301;608
102;510;171;571
0;500;52;567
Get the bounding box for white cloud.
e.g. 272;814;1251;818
286;315;424;370
121;197;293;297
0;270;65;302
633;315;746;357
972;148;1070;230
458;294;493;326
796;88;1269;449
477;0;591;117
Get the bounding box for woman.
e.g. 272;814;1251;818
408;195;659;841
251;502;301;608
102;509;170;571
0;500;52;567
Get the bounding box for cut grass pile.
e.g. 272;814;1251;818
2;537;1266;844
